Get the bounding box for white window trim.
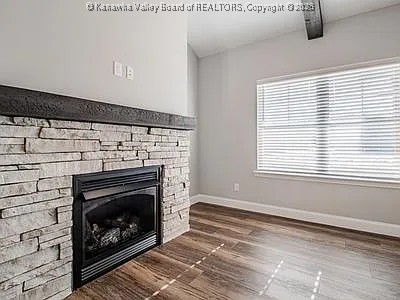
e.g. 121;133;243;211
255;57;400;188
256;57;400;85
253;170;400;189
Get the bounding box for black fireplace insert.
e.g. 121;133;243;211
72;166;161;289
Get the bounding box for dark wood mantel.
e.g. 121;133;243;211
0;85;196;130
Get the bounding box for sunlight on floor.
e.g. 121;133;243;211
144;243;225;300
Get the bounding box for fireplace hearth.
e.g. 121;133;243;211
73;166;161;288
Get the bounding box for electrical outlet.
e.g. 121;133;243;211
234;183;240;192
113;61;123;77
126;65;134;80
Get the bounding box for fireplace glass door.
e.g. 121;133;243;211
82;186;157;263
73;166;161;289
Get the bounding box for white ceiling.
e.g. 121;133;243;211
188;0;400;57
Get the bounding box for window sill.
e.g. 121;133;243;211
253;170;400;189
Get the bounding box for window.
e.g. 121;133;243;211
256;61;400;182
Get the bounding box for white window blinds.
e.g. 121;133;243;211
257;62;400;182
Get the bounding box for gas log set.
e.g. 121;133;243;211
85;212;142;257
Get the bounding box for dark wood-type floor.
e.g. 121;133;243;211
69;203;400;300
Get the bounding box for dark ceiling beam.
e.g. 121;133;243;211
301;0;323;40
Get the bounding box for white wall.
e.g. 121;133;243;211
187;45;199;195
0;1;188;116
198;5;400;224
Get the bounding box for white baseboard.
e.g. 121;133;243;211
189;194;400;238
190;194;204;206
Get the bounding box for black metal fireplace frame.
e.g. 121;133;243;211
72;166;162;289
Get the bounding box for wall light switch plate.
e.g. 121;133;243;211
234;183;240;192
126;65;134;80
113;61;123;77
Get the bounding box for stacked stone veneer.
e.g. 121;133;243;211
0;115;191;300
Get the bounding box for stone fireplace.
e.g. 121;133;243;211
0;85;195;299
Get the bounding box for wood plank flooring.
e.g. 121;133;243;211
68;203;400;300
